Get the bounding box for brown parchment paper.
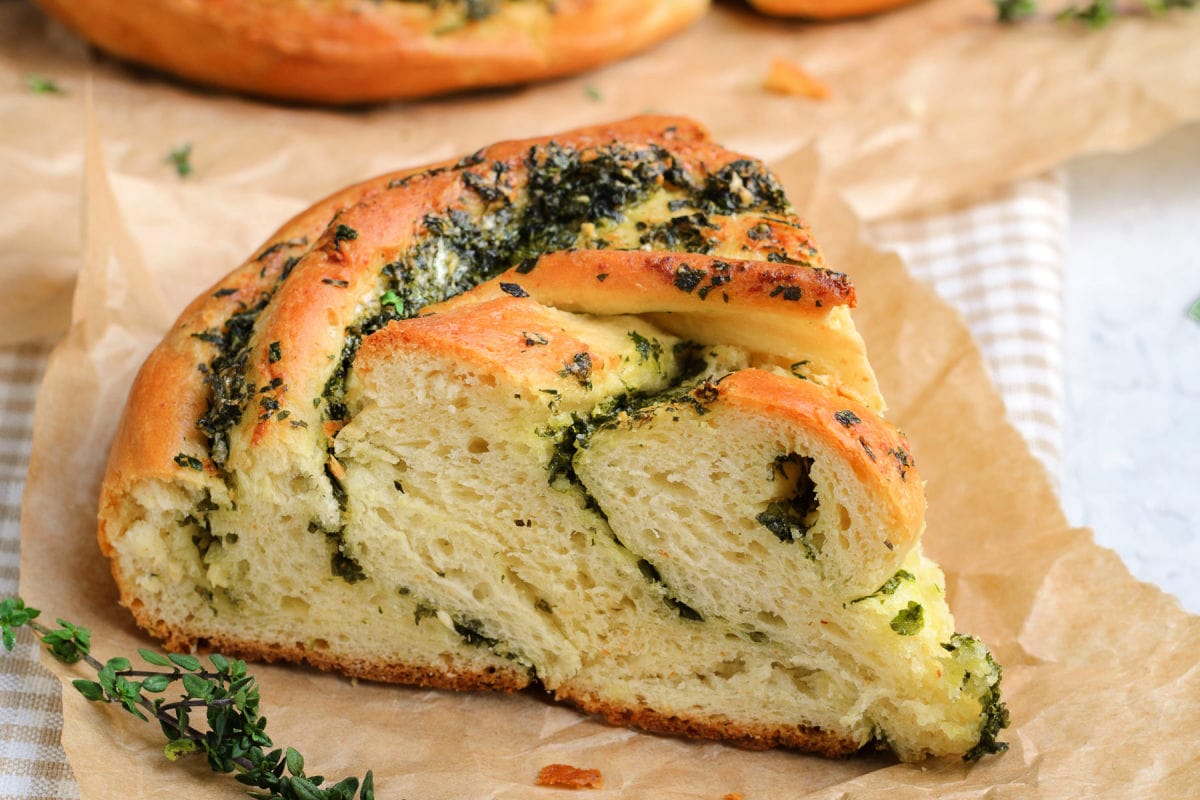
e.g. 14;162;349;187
18;98;1200;797
3;0;1200;344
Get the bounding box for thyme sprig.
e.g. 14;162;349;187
1;597;374;800
994;0;1195;23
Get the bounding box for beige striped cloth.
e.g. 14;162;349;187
0;173;1067;799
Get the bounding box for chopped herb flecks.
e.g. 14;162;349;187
834;410;861;427
167;144;193;178
889;601;924;635
26;73;65;95
173;453;203;471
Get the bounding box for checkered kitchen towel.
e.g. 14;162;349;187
0;172;1067;799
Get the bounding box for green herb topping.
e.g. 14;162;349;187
851;569;915;603
834;410;862;427
755;454;820;559
173;453;204;471
889;601;924;635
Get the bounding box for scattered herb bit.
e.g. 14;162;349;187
514;257;539;275
393;479;405;493
499;282;529;298
583;85;603;102
769;284;802;301
851;570;915;603
26;73;66;95
167;144;193;178
268;341;282;363
890;446;913;480
834;410;862;427
596;273;608;282
628;330;663;366
1057;0;1116;25
789;361;811;380
321;277;350;288
889;601;925;635
559;352;593;388
673;265;706;293
994;0;1037;21
522;331;549;346
1189;296;1200;323
332;224;358;248
0;597;375;799
462;170;506;203
859;436;877;462
995;0;1195;24
380;290;404;316
172;453;204;471
212;287;238;298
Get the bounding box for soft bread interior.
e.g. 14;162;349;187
325;294;1000;760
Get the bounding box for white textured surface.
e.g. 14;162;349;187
1061;122;1200;614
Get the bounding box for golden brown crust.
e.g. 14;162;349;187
560;688;860;757
32;0;709;104
121;598;532;693
748;0;920;18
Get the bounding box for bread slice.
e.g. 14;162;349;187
98;116;1006;762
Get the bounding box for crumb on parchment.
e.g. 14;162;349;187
763;57;830;100
536;763;604;790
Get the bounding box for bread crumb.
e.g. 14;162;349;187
763;58;830;100
536;764;604;790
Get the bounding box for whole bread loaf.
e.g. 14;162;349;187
100;116;1007;762
33;0;708;104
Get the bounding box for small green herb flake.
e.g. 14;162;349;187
500;282;529;298
167;143;193;178
1189;296;1200;323
522;331;548;346
993;0;1036;20
834;410;861;427
584;85;603;102
1057;0;1116;25
331;223;358;251
673;266;706;293
559;352;593;388
26;73;65;95
267;341;281;363
851;569;915;603
889;601;925;635
173;453;203;471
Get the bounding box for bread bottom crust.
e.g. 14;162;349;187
124;602;860;756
